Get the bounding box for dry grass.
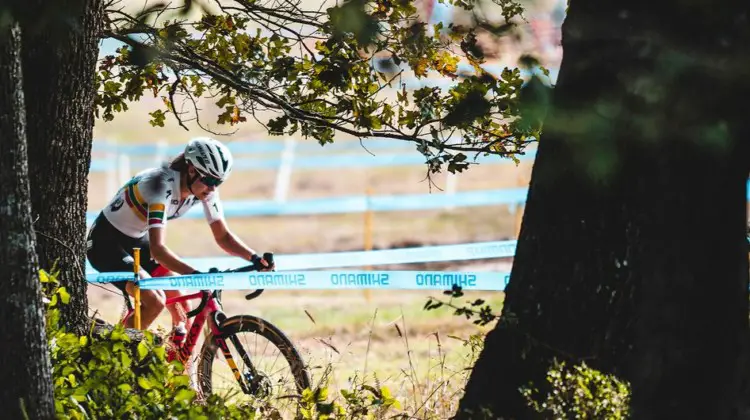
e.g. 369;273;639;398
87;280;507;418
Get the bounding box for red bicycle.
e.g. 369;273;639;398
119;253;311;415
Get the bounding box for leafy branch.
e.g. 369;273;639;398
424;285;501;326
98;0;546;173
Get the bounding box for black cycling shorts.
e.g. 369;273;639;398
86;212;162;293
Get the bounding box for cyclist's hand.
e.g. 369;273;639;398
251;253;275;272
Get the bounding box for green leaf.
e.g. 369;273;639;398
39;270;51;283
58;287;70;305
369;116;382;130
153;345;166;360
315;386;328;402
137;341;149;361
171;374;190;387
174;388;195;402
120;351;132;368
91;343;110;361
302;388;315;404
149;109;167;127
137;376;153;390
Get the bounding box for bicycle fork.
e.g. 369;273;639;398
212;313;264;396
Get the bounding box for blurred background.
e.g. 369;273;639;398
87;0;565;411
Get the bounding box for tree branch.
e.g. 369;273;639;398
101;17;522;157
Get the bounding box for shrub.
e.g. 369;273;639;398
297;381;404;420
521;360;631;419
43;270;261;419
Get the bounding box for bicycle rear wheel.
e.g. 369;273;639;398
197;314;311;417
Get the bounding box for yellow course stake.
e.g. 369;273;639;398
133;247;141;330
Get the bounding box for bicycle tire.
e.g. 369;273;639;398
197;315;311;403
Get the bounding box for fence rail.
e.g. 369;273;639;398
89;137;536;204
86;187;528;225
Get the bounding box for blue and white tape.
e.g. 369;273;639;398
85;240;518;274
87;270;510;291
91;149;534;172
86;188;528;223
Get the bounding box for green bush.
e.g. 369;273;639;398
296;381;404;420
43;270;261;419
520;360;631;419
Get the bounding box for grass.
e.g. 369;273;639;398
87;283;506;418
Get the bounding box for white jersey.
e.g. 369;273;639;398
102;166;224;238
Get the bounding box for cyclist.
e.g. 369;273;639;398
87;137;274;332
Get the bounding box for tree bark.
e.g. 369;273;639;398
19;0;104;332
456;0;750;418
0;18;55;420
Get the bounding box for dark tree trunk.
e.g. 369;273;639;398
0;18;55;420
457;0;750;418
19;0;104;332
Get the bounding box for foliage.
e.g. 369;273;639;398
520;360;631;419
42;270;262;419
42;269;409;419
98;0;548;173
424;289;631;418
424;285;500;326
298;380;405;419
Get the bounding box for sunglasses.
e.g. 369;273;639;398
199;175;223;187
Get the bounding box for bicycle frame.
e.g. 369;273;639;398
122;290;253;392
165;291;220;362
116;255;273;395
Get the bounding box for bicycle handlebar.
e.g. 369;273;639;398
185;252;274;317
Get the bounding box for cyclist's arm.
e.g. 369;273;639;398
209;219;258;261
202;192;258;260
148;227;198;274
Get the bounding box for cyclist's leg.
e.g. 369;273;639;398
87;214;157;326
122;281;166;329
145;263;194;330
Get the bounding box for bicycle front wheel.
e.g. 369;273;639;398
197;314;311;416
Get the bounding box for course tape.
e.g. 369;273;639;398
85;239;517;274
87;270;511;291
89;150;534;172
85;188;528;223
92;137;415;155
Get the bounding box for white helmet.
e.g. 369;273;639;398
184;137;233;181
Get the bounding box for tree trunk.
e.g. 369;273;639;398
0;18;55;420
456;0;750;418
19;0;104;332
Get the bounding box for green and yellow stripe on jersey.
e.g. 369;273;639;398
124;184;147;221
148;203;166;227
